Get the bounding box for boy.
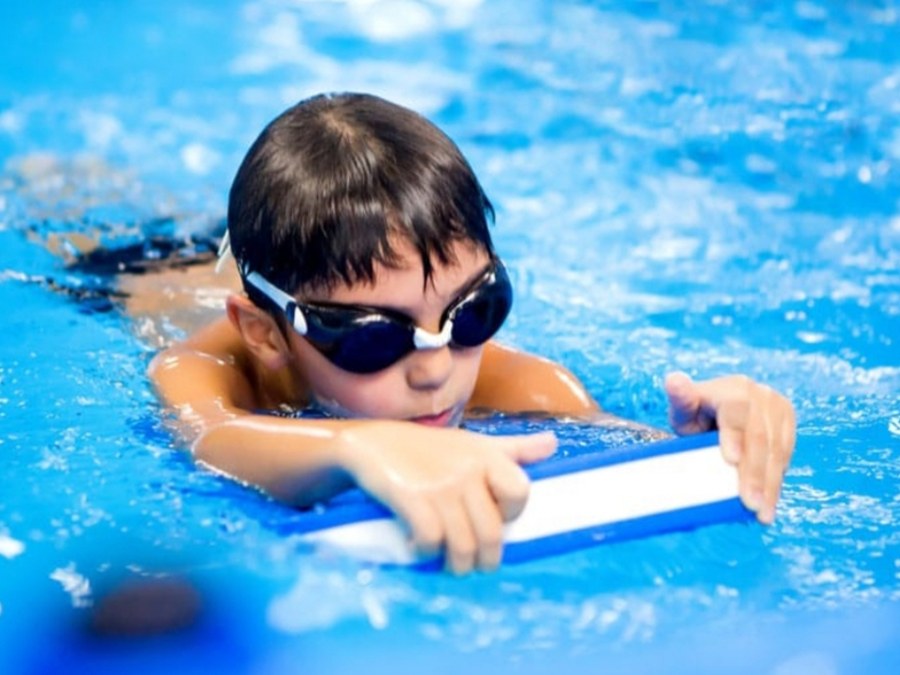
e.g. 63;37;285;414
150;93;796;574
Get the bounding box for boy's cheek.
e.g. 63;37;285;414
301;345;483;420
308;367;407;419
290;340;398;416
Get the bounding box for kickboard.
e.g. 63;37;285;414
294;431;751;567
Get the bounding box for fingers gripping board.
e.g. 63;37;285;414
294;431;751;567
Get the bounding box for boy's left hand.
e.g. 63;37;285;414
663;371;796;524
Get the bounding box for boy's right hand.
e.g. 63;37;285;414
335;421;557;574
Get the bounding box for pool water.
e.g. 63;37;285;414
1;1;899;673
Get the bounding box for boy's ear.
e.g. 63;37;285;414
226;295;292;370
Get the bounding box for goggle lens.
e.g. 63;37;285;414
316;262;511;374
448;272;512;348
323;320;415;374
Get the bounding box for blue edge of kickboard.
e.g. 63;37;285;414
289;430;754;569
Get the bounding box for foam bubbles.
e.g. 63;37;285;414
50;563;93;608
0;533;25;559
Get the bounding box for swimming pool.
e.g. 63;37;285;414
1;1;898;673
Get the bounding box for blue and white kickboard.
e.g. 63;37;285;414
296;431;751;567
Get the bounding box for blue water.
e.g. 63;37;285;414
1;1;899;673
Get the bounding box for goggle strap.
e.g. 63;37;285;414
245;271;308;335
412;320;453;350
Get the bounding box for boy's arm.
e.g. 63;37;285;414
148;318;556;574
475;342;796;524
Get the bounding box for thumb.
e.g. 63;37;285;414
487;431;556;523
497;430;558;465
665;371;712;434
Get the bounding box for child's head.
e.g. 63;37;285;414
227;92;496;299
224;93;511;424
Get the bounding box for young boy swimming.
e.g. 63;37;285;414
149;92;796;574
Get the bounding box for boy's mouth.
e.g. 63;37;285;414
409;407;457;428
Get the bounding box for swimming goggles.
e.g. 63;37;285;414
244;260;513;374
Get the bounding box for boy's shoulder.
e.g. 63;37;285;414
472;343;599;417
148;315;266;416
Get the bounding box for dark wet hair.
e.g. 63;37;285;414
227;92;495;307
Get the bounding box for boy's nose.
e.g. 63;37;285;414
405;344;453;391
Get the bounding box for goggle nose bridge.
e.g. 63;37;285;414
412;320;454;350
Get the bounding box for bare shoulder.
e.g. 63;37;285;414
469;341;601;417
148;316;258;423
